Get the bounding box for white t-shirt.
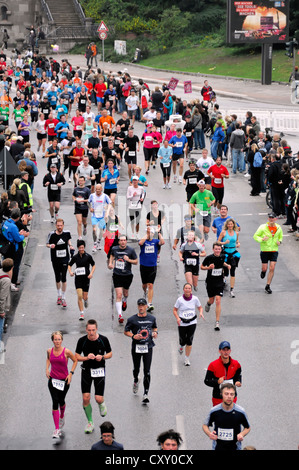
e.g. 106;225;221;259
174;295;201;326
196;156;214;176
125;95;139;110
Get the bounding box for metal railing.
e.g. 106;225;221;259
72;0;86;25
40;0;54;23
45;24;99;39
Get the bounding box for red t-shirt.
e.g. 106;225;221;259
45;118;59;136
208;164;229;188
94;83;107;98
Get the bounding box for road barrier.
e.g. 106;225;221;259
224;109;299;135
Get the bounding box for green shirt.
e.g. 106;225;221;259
13;108;25;123
189;189;215;213
0;106;9;120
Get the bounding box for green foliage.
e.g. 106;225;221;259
155;6;192;48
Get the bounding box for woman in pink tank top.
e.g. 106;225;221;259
46;331;77;440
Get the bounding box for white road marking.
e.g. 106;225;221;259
176;414;187;450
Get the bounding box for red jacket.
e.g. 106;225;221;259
204;356;242;400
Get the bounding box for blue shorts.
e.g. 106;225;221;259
91;216;106;229
96;97;104;103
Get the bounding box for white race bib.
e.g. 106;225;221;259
115;260;125;270
214;178;222;184
180;309;196;320
56;249;66;258
145;245;155;254
52;379;65;391
212;268;222;276
186;258;196;265
218;428;234;441
136;344;148;354
75;267;86;276
50;184;58;190
90;367;105;378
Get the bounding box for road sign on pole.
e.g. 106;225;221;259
98;21;108;33
97;22;108;66
99;31;107;40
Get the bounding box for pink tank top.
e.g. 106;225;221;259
50;347;68;380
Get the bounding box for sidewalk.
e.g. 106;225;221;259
56;53;297;108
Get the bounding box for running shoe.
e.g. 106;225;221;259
133;380;139;394
142;394;149;404
193;285;198;291
205;303;210;312
96;241;101;250
99;402;107;417
147;303;154;312
84;422;94;434
59;417;65;429
118;315;124;324
260;271;266;279
230;290;235;298
10;284;19;292
84;299;88;308
79;312;85;321
214;321;220;331
57;296;62;305
265;285;272;294
62;299;67;308
83;226;87;236
167;183;171;189
184;357;191;366
122;300;127;311
52;429;61;440
178;346;184;355
92;244;97;253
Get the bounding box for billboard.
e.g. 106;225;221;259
227;0;290;43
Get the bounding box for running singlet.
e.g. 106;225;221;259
111;246;137;276
50;347;68;380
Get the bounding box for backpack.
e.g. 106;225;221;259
253;151;263;168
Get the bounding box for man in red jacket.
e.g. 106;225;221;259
204;341;242;406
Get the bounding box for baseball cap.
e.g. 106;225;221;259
268;212;277;218
219;341;231;350
137;298;147;305
132;175;139;180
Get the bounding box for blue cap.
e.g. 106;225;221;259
219;341;231;350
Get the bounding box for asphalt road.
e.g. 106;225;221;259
0;59;299;451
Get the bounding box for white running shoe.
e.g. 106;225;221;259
133;380;139;394
84;422;94;434
214;321;220;331
99;402;107;417
59;417;65;429
92;244;97;253
184;357;191;366
52;429;61;440
142;394;149;404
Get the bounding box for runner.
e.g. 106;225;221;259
103;206;124;263
72;175;91;240
189;180;215;241
204;341;242;406
101;158;119;208
157;139;173;189
75;319;112;434
139;225;165;312
122;127;140;179
88;184;111;252
172;214;203;251
207;156;230;213
183;160;205;202
124;298;158;405
169;128;188;184
212;204;240;239
201;242;231;331
91;421;124;450
196;148;214;190
68;239;96;321
202;383;250;450
253;212;283;294
42;163;65;223
46;218;74;308
217;218;241;298
173;283;204;366
46;331;77;441
179;230;206;291
156;429;183;450
126;176;145;239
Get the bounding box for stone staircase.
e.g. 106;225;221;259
45;0;83;29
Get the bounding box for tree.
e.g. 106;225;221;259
155;6;192;48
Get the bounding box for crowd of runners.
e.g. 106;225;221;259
0;45;298;450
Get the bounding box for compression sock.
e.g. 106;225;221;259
52;409;60;429
116;301;122;316
60;404;66;419
84;403;93;423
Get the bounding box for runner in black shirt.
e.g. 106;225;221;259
68;240;95;320
201;242;231;331
47;218;74;308
122;128;140;178
109;234;137;324
72;176;91;239
75;319;112;434
183;161;205;202
124;298;158;405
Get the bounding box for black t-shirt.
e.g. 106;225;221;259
116;118;130;134
110;245;137;275
202;254;225;284
125;313;157;349
68;251;95;277
72;186;91;210
183;169;205;192
47;230;71;264
123;135;139;152
75;334;111;370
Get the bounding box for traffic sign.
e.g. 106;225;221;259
99;31;107;40
98;21;108;32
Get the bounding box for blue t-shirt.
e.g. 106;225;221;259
158;146;173;163
212;216;240;238
102;168;119;189
139;239;160;267
169;135;188;155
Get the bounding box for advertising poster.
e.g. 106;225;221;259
184;81;192;94
167;77;179;91
227;0;289;43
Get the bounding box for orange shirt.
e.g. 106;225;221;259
99;115;115;130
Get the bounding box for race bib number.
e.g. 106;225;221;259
136;344;148;354
188;177;197;185
180;309;196;320
94;169;99;174
186;132;191;137
56;249;66;258
214;178;222;184
75;267;86;276
50;184;58;190
218;428;234;441
109;178;116;185
200;211;208;217
115;260;125;270
163;162;170;168
212;268;222;276
145;245;155;254
176;142;183;147
129;151;136;156
186;258;196;265
51;157;58;164
52;379;65;391
90;367;105;378
145;136;152;141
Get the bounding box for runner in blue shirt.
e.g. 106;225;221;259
169;128;188;184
